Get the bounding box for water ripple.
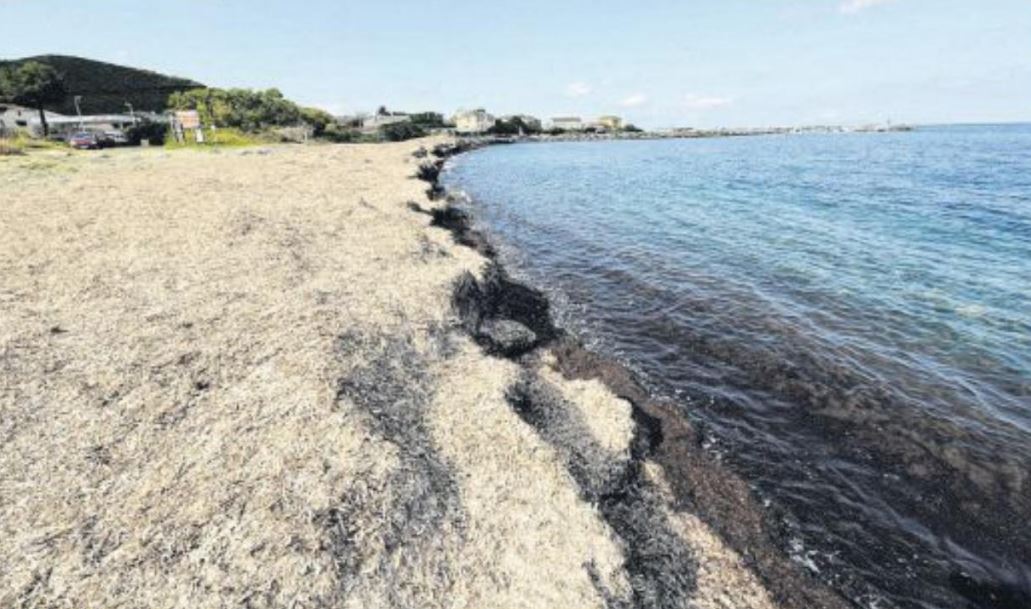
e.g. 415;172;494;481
443;125;1031;609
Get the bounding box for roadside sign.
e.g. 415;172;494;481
176;110;201;129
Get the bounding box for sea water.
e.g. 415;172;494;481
442;125;1031;609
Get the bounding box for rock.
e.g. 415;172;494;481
476;319;538;357
416;161;442;182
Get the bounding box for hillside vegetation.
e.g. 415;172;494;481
1;55;428;144
0;55;201;115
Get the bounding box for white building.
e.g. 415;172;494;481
452;109;495;134
31;114;137;140
0;103;64;136
0;103;141;139
550;116;584;131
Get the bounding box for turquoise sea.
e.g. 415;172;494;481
442;125;1031;609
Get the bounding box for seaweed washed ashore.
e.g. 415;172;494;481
412;141;855;609
3;139;833;608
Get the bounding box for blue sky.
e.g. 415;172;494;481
2;0;1029;128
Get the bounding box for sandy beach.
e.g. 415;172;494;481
1;140;835;608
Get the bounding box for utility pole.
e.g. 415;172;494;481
74;96;83;130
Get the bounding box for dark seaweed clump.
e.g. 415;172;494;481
451;265;557;354
318;331;464;606
507;376;697;609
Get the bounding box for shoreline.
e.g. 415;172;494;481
1;137;841;608
429;136;1031;609
419;141;854;609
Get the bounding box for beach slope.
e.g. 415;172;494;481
2;141;785;608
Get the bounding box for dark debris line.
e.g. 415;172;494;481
507;376;699;609
412;141;862;609
419;141;701;608
447;261;701;607
319;331;463;608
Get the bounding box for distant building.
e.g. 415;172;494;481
598;115;623;130
453;109;495;134
361;114;411;132
550;116;583;131
44;114;138;139
0;104;64;136
0;103;145;139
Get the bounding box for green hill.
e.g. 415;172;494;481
0;55;203;115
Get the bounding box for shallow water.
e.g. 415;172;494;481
442;126;1031;609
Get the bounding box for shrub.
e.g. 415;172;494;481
164;127;265;148
300;107;335;137
487;117;541;136
205;128;264;146
487;119;519;136
0;137;25;156
321;124;364;143
380;121;426;142
408;112;447;128
0;134;63;154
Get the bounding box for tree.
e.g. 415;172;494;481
0;61;66;136
409;112;446;128
300;107;335;137
487;118;519;136
487;116;541;136
168;87;303;132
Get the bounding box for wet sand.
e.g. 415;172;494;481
1;140;831;608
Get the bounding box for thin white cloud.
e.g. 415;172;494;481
839;0;894;14
620;93;648;108
683;94;734;111
565;81;592;98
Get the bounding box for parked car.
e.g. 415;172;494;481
69;132;101;150
99;130;129;147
